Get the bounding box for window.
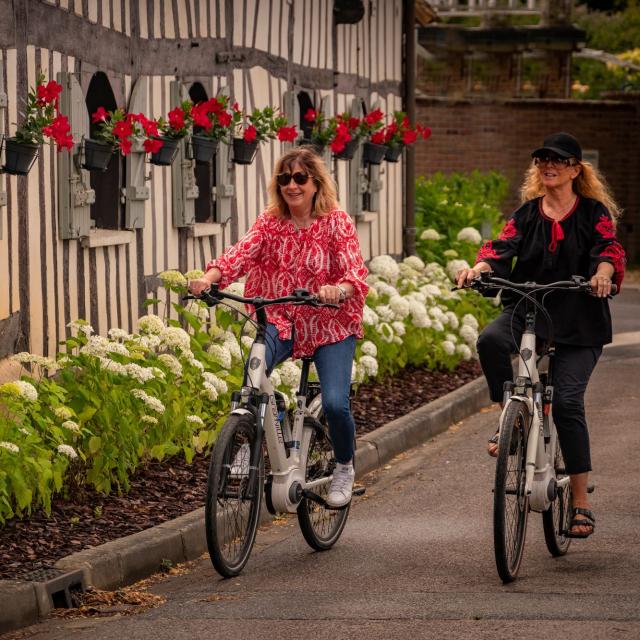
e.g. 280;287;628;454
85;72;122;229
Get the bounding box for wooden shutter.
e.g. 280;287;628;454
213;85;234;224
282;90;300;153
318;94;333;169
171;80;198;227
123;76;151;229
0;68;6;238
57;72;94;239
365;98;383;213
348;97;365;218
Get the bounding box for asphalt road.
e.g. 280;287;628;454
8;289;640;640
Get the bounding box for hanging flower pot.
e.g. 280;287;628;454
82;138;114;172
2;138;39;176
297;138;326;156
362;141;387;165
232;137;259;165
333;138;359;161
384;144;403;163
191;135;219;164
149;136;180;166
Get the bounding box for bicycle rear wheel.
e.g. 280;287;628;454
494;401;530;583
205;413;264;577
542;437;573;557
297;411;350;551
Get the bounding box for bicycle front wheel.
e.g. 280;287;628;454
297;412;350;551
494;401;530;583
542;437;573;557
205;413;264;578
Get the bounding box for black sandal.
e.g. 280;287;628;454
565;507;595;538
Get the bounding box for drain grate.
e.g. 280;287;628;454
22;566;86;609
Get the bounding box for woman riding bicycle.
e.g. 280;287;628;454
456;132;626;539
188;146;368;508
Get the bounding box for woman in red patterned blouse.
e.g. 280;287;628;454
189;147;369;507
456;133;626;539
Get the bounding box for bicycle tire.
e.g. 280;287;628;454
494;400;530;583
297;410;350;551
542;437;573;557
205;413;264;577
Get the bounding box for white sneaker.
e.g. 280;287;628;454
326;463;355;508
229;443;250;478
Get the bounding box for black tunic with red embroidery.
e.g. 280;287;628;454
475;196;626;346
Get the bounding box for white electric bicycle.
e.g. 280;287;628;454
466;272;616;583
188;285;364;578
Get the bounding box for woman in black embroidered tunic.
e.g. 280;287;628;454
456;132;626;539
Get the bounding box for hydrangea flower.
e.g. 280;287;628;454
445;311;460;329
203;372;228;394
269;369;282;388
362;306;379;326
457;227;482;244
391;321;406;336
62;420;81;433
0;441;19;453
138;314;165;335
97;357;127;375
359;355;379;378
15;380;39;402
460;324;478;346
376;322;395;343
53;406;74;420
207;344;232;369
421;284;441;298
132;389;165;413
160;326;191;352
185;269;205;280
185;301;210;324
373;281;399;298
57;444;78;459
462;313;479;329
203;381;219;401
124;363;157;383
223;332;242;361
403;255;425;271
158;270;187;289
187;415;205;426
241;335;254;350
108;328;130;341
456;344;473;360
368;255;400;282
360;340;378;357
411;313;432;329
398;263;420;279
366;287;379;302
67;319;94;336
445;333;458;343
279;361;301;389
442;340;455;355
420;228;441;241
158;353;183;378
141;415;159;425
443;249;459;259
389;295;410;320
375;304;395;322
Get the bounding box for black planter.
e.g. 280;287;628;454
362;141;387;165
82;138;114;172
191;135;218;164
150;136;180;166
384;144;403;163
332;138;359;161
297;138;325;156
2;138;39;176
232;137;259;165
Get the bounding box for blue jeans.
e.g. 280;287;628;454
258;323;356;465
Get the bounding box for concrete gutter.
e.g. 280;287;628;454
0;375;491;634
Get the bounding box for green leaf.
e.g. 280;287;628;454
88;436;102;454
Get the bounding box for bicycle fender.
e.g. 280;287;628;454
230;408;254;417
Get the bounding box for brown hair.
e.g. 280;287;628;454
520;159;621;222
266;146;339;218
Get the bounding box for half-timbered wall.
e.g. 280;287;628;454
0;0;405;367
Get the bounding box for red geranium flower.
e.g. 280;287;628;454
36;80;62;107
143;138;164;154
91;107;109;123
304;108;317;122
277;125;298;142
168;107;186;132
244;125;257;142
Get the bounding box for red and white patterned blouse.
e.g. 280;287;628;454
206;209;369;358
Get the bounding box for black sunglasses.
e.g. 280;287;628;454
534;155;575;168
277;171;311;187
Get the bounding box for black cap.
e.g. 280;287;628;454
531;132;582;161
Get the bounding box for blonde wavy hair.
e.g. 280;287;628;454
520;159;621;223
266;146;338;218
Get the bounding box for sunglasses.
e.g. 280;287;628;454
277;171;311;186
534;155;575;168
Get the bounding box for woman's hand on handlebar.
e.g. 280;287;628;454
589;273;613;298
456;261;491;289
188;268;222;297
318;284;344;305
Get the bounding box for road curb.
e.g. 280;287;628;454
0;375;491;634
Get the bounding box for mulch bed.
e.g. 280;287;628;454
0;360;482;581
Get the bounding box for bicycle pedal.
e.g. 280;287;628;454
587;483;595;494
352;486;366;497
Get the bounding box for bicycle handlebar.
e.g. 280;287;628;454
183;283;340;309
456;272;617;297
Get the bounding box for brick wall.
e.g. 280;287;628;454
415;96;640;263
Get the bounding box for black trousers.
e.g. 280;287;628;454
477;309;602;475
